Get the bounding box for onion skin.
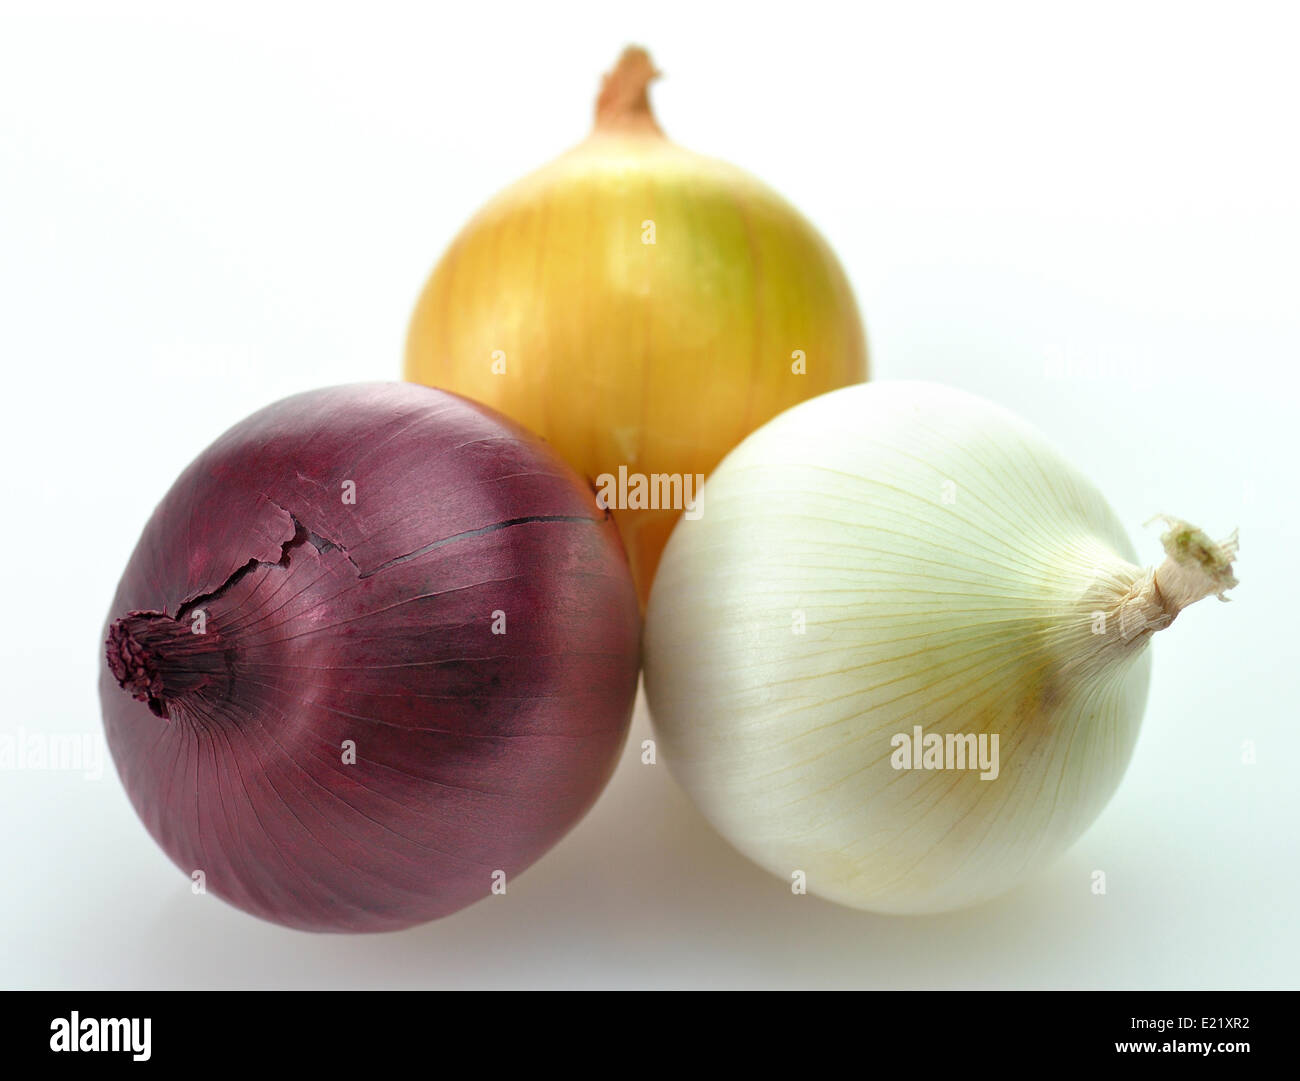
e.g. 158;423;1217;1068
101;383;640;933
405;48;868;603
645;382;1234;915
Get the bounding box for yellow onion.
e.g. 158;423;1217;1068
405;47;868;601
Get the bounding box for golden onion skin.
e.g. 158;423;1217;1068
405;49;867;601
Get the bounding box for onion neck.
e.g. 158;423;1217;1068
1066;517;1239;679
106;611;232;720
592;46;665;138
1111;517;1240;642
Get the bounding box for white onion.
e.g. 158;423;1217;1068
644;381;1238;914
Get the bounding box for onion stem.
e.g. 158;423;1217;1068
593;46;664;136
1112;517;1240;644
106;612;229;720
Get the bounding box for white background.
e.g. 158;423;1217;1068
1;1;1296;989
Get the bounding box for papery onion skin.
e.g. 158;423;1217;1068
101;383;640;933
404;47;868;603
644;381;1235;915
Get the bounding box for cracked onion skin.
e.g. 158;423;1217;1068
404;47;868;604
100;383;640;933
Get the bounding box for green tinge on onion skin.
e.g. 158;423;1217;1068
643;380;1238;915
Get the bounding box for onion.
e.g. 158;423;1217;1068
644;381;1238;914
405;47;868;603
101;383;640;932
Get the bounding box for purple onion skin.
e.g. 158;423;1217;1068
101;383;640;933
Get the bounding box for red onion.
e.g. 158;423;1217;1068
101;383;640;932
